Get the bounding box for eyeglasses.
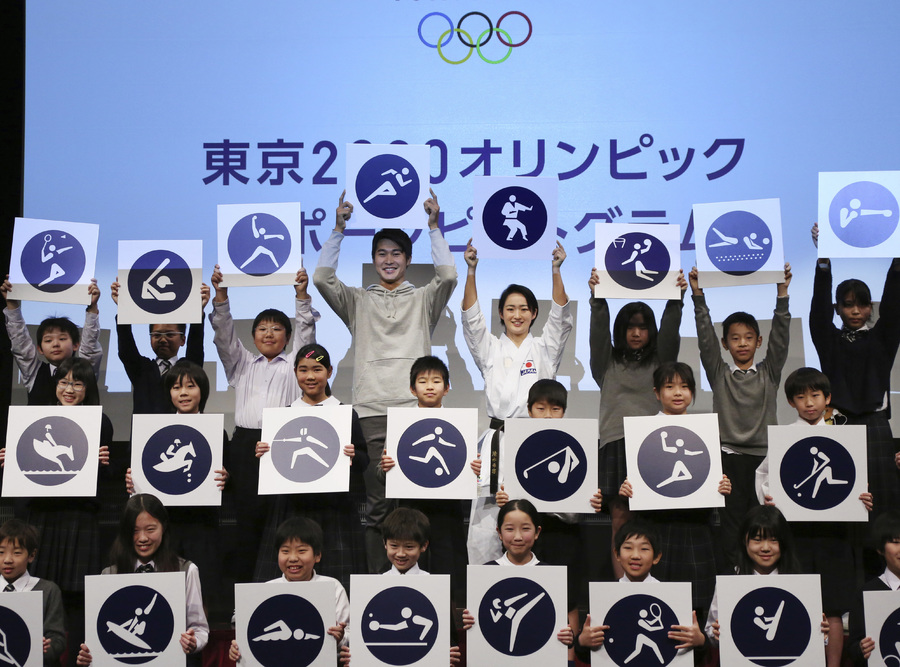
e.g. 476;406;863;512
254;326;286;335
58;380;86;392
149;332;182;340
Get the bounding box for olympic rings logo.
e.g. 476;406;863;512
417;11;532;64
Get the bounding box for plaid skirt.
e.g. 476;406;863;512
598;438;628;501
27;503;101;592
643;509;717;613
845;412;900;518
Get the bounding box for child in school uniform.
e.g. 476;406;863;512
460;239;573;565
76;493;210;666
587;268;686;579
340;507;468;666
848;510;900;665
689;263;792;569
379;356;469;597
125;360;229;610
755;366;873;667
810;225;900;518
0;357;113;663
228;516;349;664
704;505;830;646
617;362;731;618
2;275;102;405
0;519;66;666
253;343;368;589
482;498;576;653
208;265;317;579
314;190;457;573
110;278;209;414
576;519;706;660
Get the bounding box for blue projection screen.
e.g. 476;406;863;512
22;1;900;434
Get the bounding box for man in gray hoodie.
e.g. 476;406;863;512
313;188;458;571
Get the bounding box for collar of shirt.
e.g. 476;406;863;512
385;563;428;576
881;567;900;591
250;350;290;366
791;416;828;426
276;570;319;583
157;355;178;367
1;570;32;592
497;553;539;566
134;559;156;572
728;362;758;375
617;573;660;584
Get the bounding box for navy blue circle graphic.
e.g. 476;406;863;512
878;605;900;666
271;416;341;483
21;230;87;293
0;605;32;666
97;584;175;664
16;415;89;486
125;250;193;315
602;594;678;666
361;586;439;665
396;418;467;488
636;425;710;498
141;425;212;496
731;587;810;667
246;594;325;667
483;186;548;251
478;577;555;656
355;154;421;220
514;429;587;502
604;232;671;290
779;435;855;511
828;181;899;248
705;211;772;276
227;213;292;276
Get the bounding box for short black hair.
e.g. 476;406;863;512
372;229;412;261
652;361;696;395
164;360;210;413
614;519;660;556
872;510;900;553
148;323;187;335
498;284;539;330
527;379;567;412
37;316;80;346
722;311;760;339
835;278;872;308
252;309;293;341
736;505;800;575
612;302;658;364
274;517;323;556
382;507;430;545
409;355;449;388
0;519;39;555
52;357;100;405
783;367;831;402
497;498;542;529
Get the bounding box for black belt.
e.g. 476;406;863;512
489;418;504;494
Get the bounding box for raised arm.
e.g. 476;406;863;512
208;264;251;383
79;279;103;379
588;268;613;388
312;192;357;329
2;276;41;390
291;268;319;350
551;242;568;306
462;239;478;311
764;263;792;385
657;270;686;362
424;190;458;330
690;267;726;380
184;283;209;366
873;258;900;352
